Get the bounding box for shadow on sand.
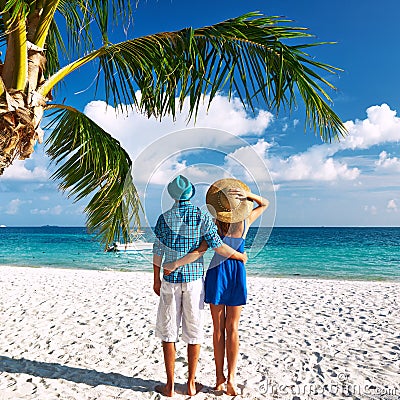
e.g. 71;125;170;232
0;355;161;392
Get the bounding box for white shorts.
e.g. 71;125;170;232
155;278;205;344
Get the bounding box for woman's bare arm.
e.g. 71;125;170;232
163;240;209;275
163;240;247;275
228;188;269;225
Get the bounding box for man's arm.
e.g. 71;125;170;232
152;216;164;296
153;253;162;296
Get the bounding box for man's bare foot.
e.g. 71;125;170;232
215;375;226;391
187;381;203;396
155;384;174;397
226;381;238;396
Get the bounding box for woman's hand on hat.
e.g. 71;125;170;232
228;188;249;201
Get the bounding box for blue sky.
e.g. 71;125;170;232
1;0;400;227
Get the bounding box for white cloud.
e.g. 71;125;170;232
2;160;48;181
192;96;273;136
129;127;255;188
6;199;22;215
268;148;360;182
224;139;273;182
65;205;86;216
84;94;273;163
223;139;359;183
255;103;399;184
253;103;400;184
30;205;63;215
364;205;378;215
375;151;400;172
84;95;273;193
147;156;188;185
6;199;32;215
341;103;400;151
387;199;398;212
52;205;63;215
84;98;400;189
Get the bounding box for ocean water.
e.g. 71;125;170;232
0;226;399;281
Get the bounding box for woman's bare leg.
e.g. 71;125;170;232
225;305;242;395
210;304;226;390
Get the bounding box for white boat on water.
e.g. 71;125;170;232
107;231;152;252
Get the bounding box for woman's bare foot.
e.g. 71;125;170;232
215;374;226;391
187;381;203;396
155;384;174;397
226;381;238;396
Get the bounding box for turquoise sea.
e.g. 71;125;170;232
0;226;399;281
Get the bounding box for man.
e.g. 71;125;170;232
153;175;247;397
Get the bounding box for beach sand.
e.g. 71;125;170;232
0;266;399;399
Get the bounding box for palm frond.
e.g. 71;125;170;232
1;0;31;27
44;12;345;141
0;16;6;46
0;2;36;47
45;105;142;248
55;0;94;58
85;0;134;41
44;19;66;78
53;0;133;58
85;0;110;43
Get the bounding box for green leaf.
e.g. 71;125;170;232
41;12;346;141
45;105;142;248
55;13;345;141
1;0;31;27
44;19;66;79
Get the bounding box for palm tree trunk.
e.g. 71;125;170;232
0;3;51;174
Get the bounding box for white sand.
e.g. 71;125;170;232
0;266;399;400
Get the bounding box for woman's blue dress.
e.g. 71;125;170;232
204;225;247;306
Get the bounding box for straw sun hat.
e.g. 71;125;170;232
206;178;253;223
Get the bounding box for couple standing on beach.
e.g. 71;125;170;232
152;175;268;397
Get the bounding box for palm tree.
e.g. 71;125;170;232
0;1;346;247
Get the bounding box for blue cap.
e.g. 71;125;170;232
167;175;195;200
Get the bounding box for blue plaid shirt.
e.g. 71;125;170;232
153;201;223;283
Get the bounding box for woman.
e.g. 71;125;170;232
164;178;269;395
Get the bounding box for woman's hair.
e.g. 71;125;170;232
216;220;243;236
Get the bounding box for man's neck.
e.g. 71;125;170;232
174;200;191;206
